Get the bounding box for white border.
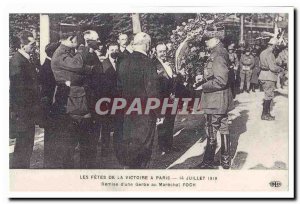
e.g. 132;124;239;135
1;1;295;200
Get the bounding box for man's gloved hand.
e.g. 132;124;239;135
156;117;165;125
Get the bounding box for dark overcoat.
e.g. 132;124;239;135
101;58;118;98
10;51;40;133
117;51;160;168
152;58;176;98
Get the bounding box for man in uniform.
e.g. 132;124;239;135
227;44;239;98
239;47;255;93
259;38;283;121
51;31;94;168
276;40;288;88
196;31;233;169
10;30;40;168
249;49;261;92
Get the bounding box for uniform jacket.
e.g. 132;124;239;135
10;51;40;132
51;44;92;116
276;48;288;70
250;56;261;84
201;43;233;114
258;47;282;82
240;54;255;70
51;44;91;85
228;52;239;68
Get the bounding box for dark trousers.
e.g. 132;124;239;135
73;118;99;169
157;114;176;150
101;115;123;149
47;115;98;169
44;123;59;168
11;126;35;169
228;69;236;98
205;114;229;135
101;116;113;148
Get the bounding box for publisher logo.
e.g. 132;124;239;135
269;181;282;188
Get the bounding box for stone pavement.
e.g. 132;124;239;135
9;88;289;170
168;88;289;170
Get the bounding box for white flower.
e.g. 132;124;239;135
206;19;214;24
182;22;187;26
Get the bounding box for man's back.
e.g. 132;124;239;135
118;51;159;100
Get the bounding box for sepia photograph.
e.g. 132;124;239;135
6;4;295;198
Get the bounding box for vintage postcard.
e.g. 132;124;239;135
6;5;294;198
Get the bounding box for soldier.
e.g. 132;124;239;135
196;31;233;169
228;44;239;72
239;47;255;93
259;38;283;121
249;49;261;92
227;44;239;98
10;30;40;168
276;41;288;88
51;31;94;168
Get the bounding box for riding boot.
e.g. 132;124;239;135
266;99;275;120
198;115;217;169
261;100;267;119
251;84;255;92
261;100;274;121
220;134;231;169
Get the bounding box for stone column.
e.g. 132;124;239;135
40;14;50;65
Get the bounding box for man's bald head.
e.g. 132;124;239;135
83;30;100;50
133;32;151;46
133;32;151;53
83;30;99;41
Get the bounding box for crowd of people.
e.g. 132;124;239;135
9;26;288;169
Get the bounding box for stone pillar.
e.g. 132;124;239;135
239;14;245;46
132;13;141;34
40;14;50;65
